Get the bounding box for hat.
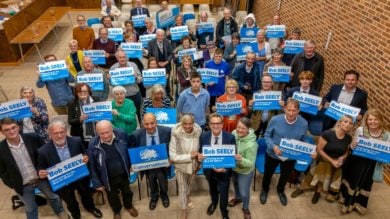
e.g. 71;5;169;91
244;13;256;23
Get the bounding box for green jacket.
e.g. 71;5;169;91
111;99;137;135
232;129;258;174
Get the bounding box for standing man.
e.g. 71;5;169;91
73;15;95;50
0;118;67;219
88;120;138;219
130;113;171;210
198;113;236;219
37;120;102;219
215;8;238;49
101;0;122;20
93;27;117;69
265;14;283;52
282;27;301;66
130;0;150;35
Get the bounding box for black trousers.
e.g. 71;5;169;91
106;173;134;214
146;168;168;201
262;153;296;192
204;169;231;217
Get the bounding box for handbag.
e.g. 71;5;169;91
372;162;384;182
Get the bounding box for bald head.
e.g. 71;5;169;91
143;113;157;134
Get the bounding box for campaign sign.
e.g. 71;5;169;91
197;22;214;34
236;43;258;61
266;25;286;38
39;60;69;81
268;66;291;83
0;99;32;120
83;50;106;65
109;67;135;86
178;48;197;63
216;100;242;116
47;154;89;192
132;14;147;27
240;28;259;43
77;73;104;91
284;40;305;54
324;101;361;121
292;92;322;115
157;7;180;29
170;26;189;41
142;68;166;86
121;42;143;59
128;144;170;171
108;28;123;42
82;101;112;122
202;145;236;169
279;138;316;163
140;34;156;48
197;68;219;84
146;108;176;128
352;137;390;163
253;91;282;111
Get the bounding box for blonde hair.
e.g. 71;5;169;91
20;86;35;99
225;79;239;90
150;84;166;98
362;108;384;130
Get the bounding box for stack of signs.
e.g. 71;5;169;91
38;60;69;81
197;22;214;34
352;137;390;163
108;28;123;42
77;73;104;91
253;91;282;111
128;143;170;171
156;7;180;29
142;68;166;86
83;50;106;65
178;48;197;63
0;99;32;120
265;25;286;38
82;101;112;122
146;108;176;128
324;101;361;121
279;138;316;167
236;43;258;61
109;67;135;86
202;145;236;169
121;42;143;59
140;34;156;48
240;27;259;43
197;68;219;84
267;66;291;83
292;92;322;115
170;26;189;41
216;100;242;116
284;40;305;54
132;14;147;27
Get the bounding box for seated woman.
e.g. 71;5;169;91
173;36;197;70
65;39;84;78
142;84;171;117
111;86;137;135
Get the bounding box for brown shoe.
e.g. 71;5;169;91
242;208;251;219
126;207;138;217
290;188;304;198
228;198;242;207
113;213;121;219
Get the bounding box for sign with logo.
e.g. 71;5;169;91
83;50;106;65
240;28;259;43
279;138;316;162
0;99;32;120
109;67;135;86
77;73;104;91
156;7;180;29
197;22;214;34
82;101;112;122
292;92;322;115
121;42;143;59
268;66;291;83
284;40;305;54
202;145;236;169
236;43;258;61
142;68;166;86
146;108;176;128
140;34;156;48
170;26;189;41
352;137;390;163
39;60;69;81
108;28;123;42
253;91;282;111
216;100;242;116
266;25;286;38
324;101;361;121
128;144;170;171
132;14;147;27
197;68;219;84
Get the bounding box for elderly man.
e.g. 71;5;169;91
93;27;117;69
215;8;238;49
78;56;109;101
266;14;283;52
196;11;214;49
130;113;171;210
101;0;121;20
102;15;114;28
73;15;95;50
130;0;150;35
142;17;157;35
88;120;138;218
37;120;102;219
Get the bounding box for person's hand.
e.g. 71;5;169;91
213;168;226;173
350;141;358;149
104;52;110;58
191;151;198;159
248;99;254;106
279;100;285;107
273;145;282;155
80;114;88;122
318;104;323;111
30;107;39;116
211;105;216;112
38;170;48;179
357;115;363;121
35;66;41;77
158;61;166;67
96;186;105;191
323;102;330;108
235;154;242;161
106;73;111;79
82;155;89;163
112;109;119;116
197;153;205;162
310;151;317;159
208;82;215;86
200;44;207;49
240;108;247;114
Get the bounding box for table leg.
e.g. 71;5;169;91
52;27;61;41
67;12;73;27
18;43;24;63
34;44;43;61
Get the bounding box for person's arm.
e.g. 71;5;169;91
88;29;95;49
177;68;191;87
116;100;137;123
169;133;192;163
68;102;82;125
264;117;278;153
31;99;49;124
265;43;272;61
237;142;258;168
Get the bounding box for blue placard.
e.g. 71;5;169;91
240;28;259;43
253;91;282;111
109;67;135;86
128;144;170;171
352;137;390;163
216;100;242;116
279;138;316;163
284;40;305;54
142;68;166;86
0;99;32;120
324;101;361;121
170;26;189;41
267;66;291;82
132;14;147;27
292;92;322;115
202;145;236;169
140;34;156;48
83;50;106;65
266;25;286;38
82;101;112;122
47;154;89;192
38;60;69;81
146;108;176;128
121;42;143;59
236;43;259;61
77;73;104;91
183;13;195;24
156;7;180;29
177;48;197;63
108;28;123;42
197;22;214;34
197;68;219;84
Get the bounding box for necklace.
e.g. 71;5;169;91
369;129;383;138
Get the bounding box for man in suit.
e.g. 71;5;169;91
198;113;236;219
130;113;171;210
0;117;67;219
37;120;102;219
130;0;150;35
322;69;368;130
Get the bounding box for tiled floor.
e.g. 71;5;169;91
0;10;389;219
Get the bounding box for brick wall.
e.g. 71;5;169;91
253;0;390;130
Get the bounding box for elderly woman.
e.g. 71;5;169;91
255;30;271;77
173;36;196;69
241;13;258;28
264;48;287;91
169;114;202;219
65;39;84;78
229;117;258;219
339;109;389;214
142;84;171;116
176;55;197;94
111;86;137;135
223;32;241;70
17;86;49;142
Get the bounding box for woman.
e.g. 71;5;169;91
339;109;389;214
229;117;258;219
144;57;160;97
241;13;258;28
18;86;49;142
167;14;196;49
169;114;202;219
68;83;96;147
215;79;248;133
143;17;156;34
255;30;271;77
65;40;84;78
263;48;287;91
173;36;196;69
223;32;241;70
309;115;353;204
176;55;197;94
124;20;138;41
142;84;171;116
111;86;137;135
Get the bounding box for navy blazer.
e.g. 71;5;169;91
130;126;171;149
285;86;320;101
130;7;150;18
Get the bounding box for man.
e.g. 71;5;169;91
196;11;214;49
177;72;210;129
266;14;283;52
93;27;116;69
101;0;121;20
37;120;102;219
290;40;325;92
130;0;150;35
215;8;238;49
282;27;301;66
102;15;114;28
78;56;110;101
322;70;368;131
73;15;95;50
0;118;67;219
88;120;138;218
198;113;236;219
142;17;157;35
130;113;171;210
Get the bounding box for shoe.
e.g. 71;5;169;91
162;197;170;208
113;214;121;219
243;208;251;219
228;198;242;207
312;192;321;204
277;191;288;206
88;207;103;218
325;193;339;202
126;207;138;217
149;199;158;210
290;188;304;198
207;203;217;215
222;217;230;219
259;190;268;204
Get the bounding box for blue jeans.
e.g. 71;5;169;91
17;180;64;219
232;171;254;209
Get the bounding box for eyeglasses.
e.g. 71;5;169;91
77;19;85;22
210;122;222;126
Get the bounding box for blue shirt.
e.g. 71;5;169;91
177;87;210;126
54;142;71;162
146;128;160;146
205;60;230;97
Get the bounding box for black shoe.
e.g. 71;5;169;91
207;203;217;215
88;207;102;218
149;199;158;211
260;190;268;204
312;192;320;204
162;197;170;208
222;217;230;219
278;191;288;206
